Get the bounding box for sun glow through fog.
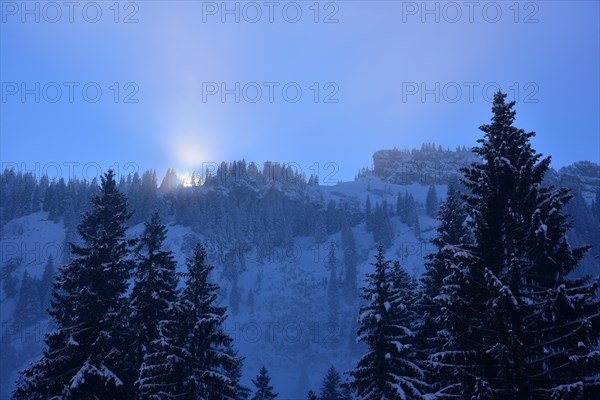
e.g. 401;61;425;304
177;171;195;187
162;130;220;173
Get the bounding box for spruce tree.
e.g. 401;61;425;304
433;92;600;398
2;257;20;299
396;192;403;216
32;185;41;212
365;196;373;232
425;185;439;217
130;212;178;365
347;246;427;399
137;317;188;399
251;366;278;400
326;241;340;326
413;212;421;240
399;192;409;224
13;170;133;399
319;366;344;400
341;224;358;304
315;213;328;244
416;184;470;393
13;270;41;328
400;192;418;228
130;212;183;398
39;255;55;314
372;201;394;249
307;390;318;400
178;243;242;399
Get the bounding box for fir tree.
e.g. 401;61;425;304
2;257;21;299
136;317;188;399
326;199;340;234
315;213;328;244
425;185;439;217
160;168;180;191
399;192;418;228
130;212;182;398
413;212;421;240
13;270;41;328
347;246;427;399
433;92;600;398
341;225;358;304
13;170;134;399
178;243;242;399
251;366;278;400
415;184;470;394
396;191;402;216
365;196;373;232
32;186;41;212
372;201;394;249
307;390;318;400
39;255;55;314
319;366;344;400
326;241;340;327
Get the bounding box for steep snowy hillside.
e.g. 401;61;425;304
0;150;597;399
0;177;444;399
0;212;65;398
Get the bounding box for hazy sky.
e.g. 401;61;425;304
1;0;599;183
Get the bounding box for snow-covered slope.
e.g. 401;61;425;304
0;178;443;399
1;153;598;398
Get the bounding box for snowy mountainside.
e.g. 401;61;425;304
0;177;441;399
0;148;598;398
0;213;66;398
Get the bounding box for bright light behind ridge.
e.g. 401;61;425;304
164;132;217;171
177;171;194;187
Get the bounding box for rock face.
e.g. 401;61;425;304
557;161;600;202
371;146;476;185
371;147;599;198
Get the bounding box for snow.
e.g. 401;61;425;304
70;362;124;390
1;212;66;281
433;294;451;303
0;174;476;398
67;335;79;346
392;341;412;353
70;363;88;389
535;223;548;237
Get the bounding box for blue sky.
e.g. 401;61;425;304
1;0;599;183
